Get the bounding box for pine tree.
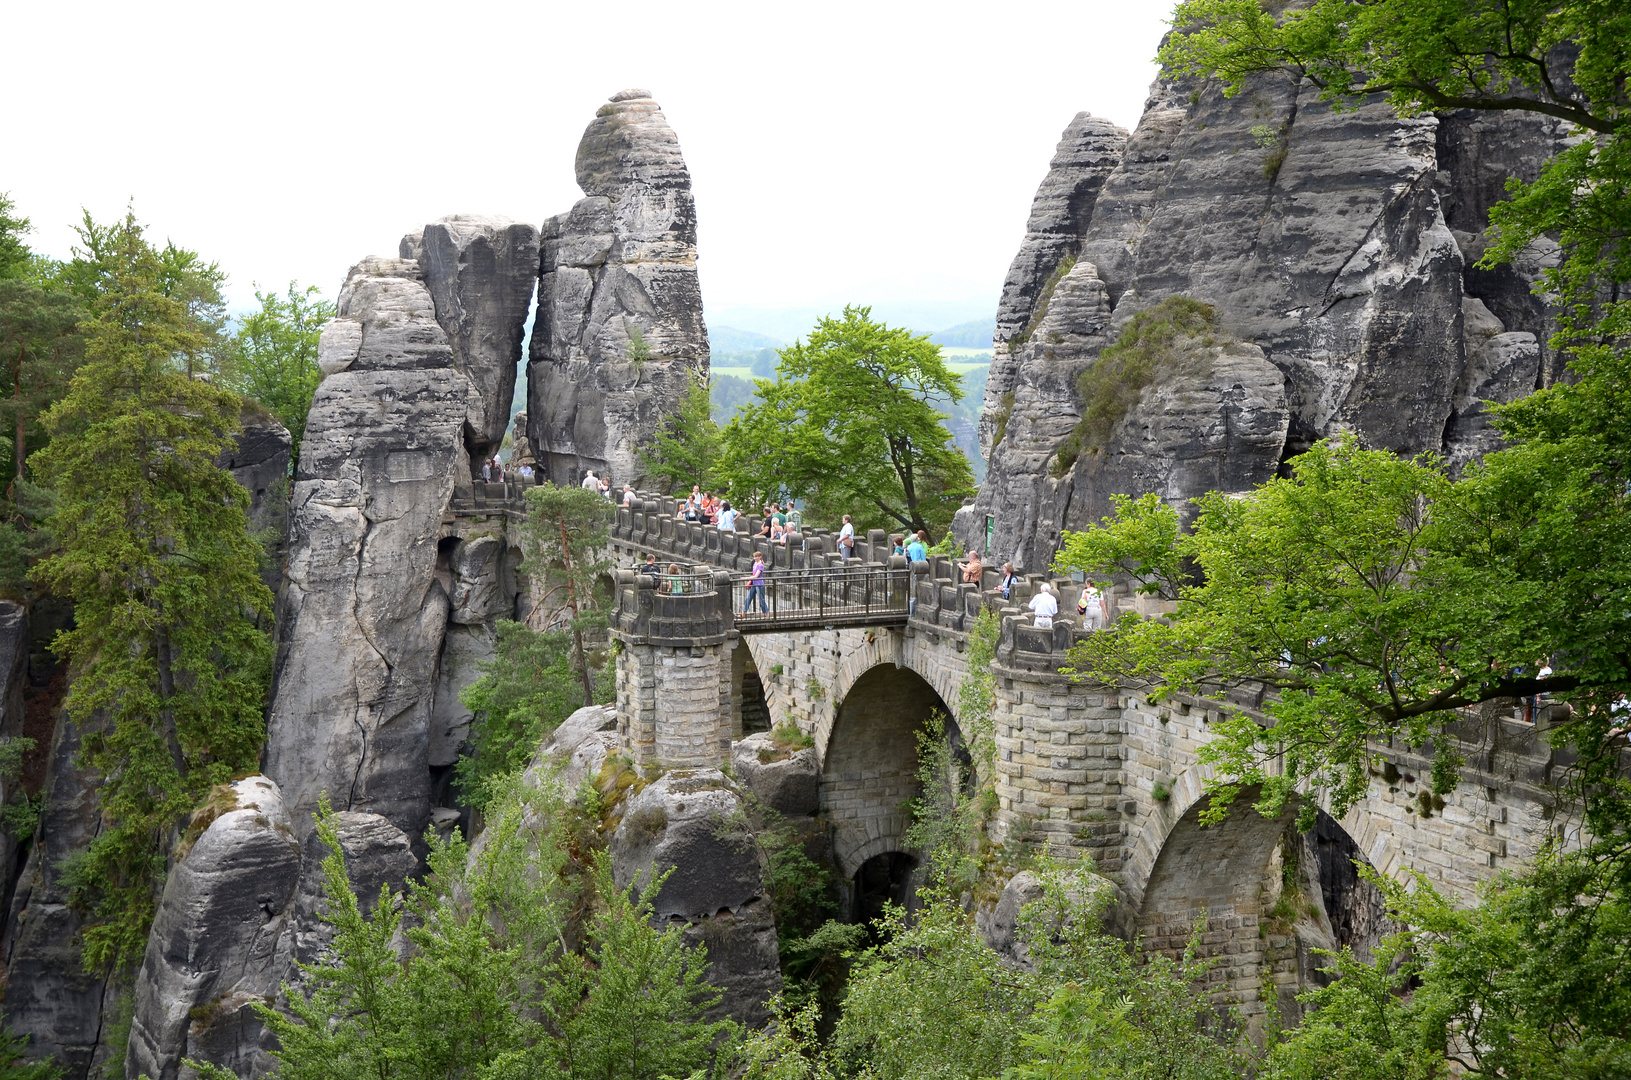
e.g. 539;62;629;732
31;212;273;971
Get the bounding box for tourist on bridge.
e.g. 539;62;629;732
641;553;662;582
662;562;686;595
581;469;599;492
622;484;636;506
906;530;927;562
1078;581;1107;630
995;562;1019;601
1029;581;1058;630
890;534;905;557
838;515;856;561
769;516;787;544
717;501;738;531
959;550;983;585
744;552;768;613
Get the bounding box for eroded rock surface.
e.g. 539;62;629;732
961;69;1560;568
731;733;819;817
528;89;710;487
265;256;469;842
610;769;780;1025
415;215;540;464
125;777;299;1080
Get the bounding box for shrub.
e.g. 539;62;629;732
1073;296;1220;453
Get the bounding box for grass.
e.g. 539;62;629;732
757;722;815;763
1070;295;1220;454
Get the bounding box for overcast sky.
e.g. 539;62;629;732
7;1;1168;333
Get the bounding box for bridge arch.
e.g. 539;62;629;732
1132;780;1396;1019
821;662;952;879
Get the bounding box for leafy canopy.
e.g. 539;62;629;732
205;780;735;1080
717;306;975;540
31;211;272;971
642;376;720;494
520;482;615;704
222;281;334;456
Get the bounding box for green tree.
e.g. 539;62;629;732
717;307;976;540
220;782;734;1080
520;483;615;704
0;277;84;494
0;195;32;281
31;212;273;971
223;281;334;456
1262;849;1631;1080
641;377;720;493
454;620;591;810
0;1025;62;1080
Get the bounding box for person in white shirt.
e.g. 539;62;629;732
622;485;636;506
717;501;738;531
1077;582;1107;630
1029;581;1058;630
837;515;855;561
581;469;599;492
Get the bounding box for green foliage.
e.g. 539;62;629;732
222;281;334;456
643;377;721;492
0;481;56;600
799;862;1246;1080
0;195;32;282
227;784;734;1080
717;306;975;540
0;1025;63;1080
1054;433;1626;827
1264;846;1631;1080
0;736;41;843
455;620;596;810
1073;296;1218;454
30;211;272;971
520;483;616;706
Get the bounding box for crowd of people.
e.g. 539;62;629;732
614;471;1116;630
479;456;538;484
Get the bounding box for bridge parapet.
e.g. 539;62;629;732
609;567;735;645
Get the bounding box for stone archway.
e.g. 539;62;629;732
822;663;951;879
1134;786;1391;1024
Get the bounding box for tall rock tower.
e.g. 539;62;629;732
528;89;710;487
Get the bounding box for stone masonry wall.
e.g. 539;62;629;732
615;641;730;769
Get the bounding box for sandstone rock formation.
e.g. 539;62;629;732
528;89;710;488
414;215;540;466
125;777;299;1080
731;732;819;817
611;769;780;1025
265;256;471;844
961;71;1560;569
982;113;1128;457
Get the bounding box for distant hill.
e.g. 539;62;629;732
929;319;996;348
710;325;784;351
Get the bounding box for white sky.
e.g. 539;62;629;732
6;0;1168;333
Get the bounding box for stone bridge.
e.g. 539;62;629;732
604;493;1574;1017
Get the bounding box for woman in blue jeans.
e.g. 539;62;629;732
744;552;769;613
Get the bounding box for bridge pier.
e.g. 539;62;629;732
609;569;735;770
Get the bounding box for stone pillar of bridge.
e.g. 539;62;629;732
610;568;736;769
989;611;1128;867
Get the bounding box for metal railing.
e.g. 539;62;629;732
729;563;910;631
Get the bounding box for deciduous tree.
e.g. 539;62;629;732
223;281;334;456
717;307;975;540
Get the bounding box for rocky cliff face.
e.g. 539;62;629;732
265;255;472;845
528;89;710;488
960;72;1560;570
